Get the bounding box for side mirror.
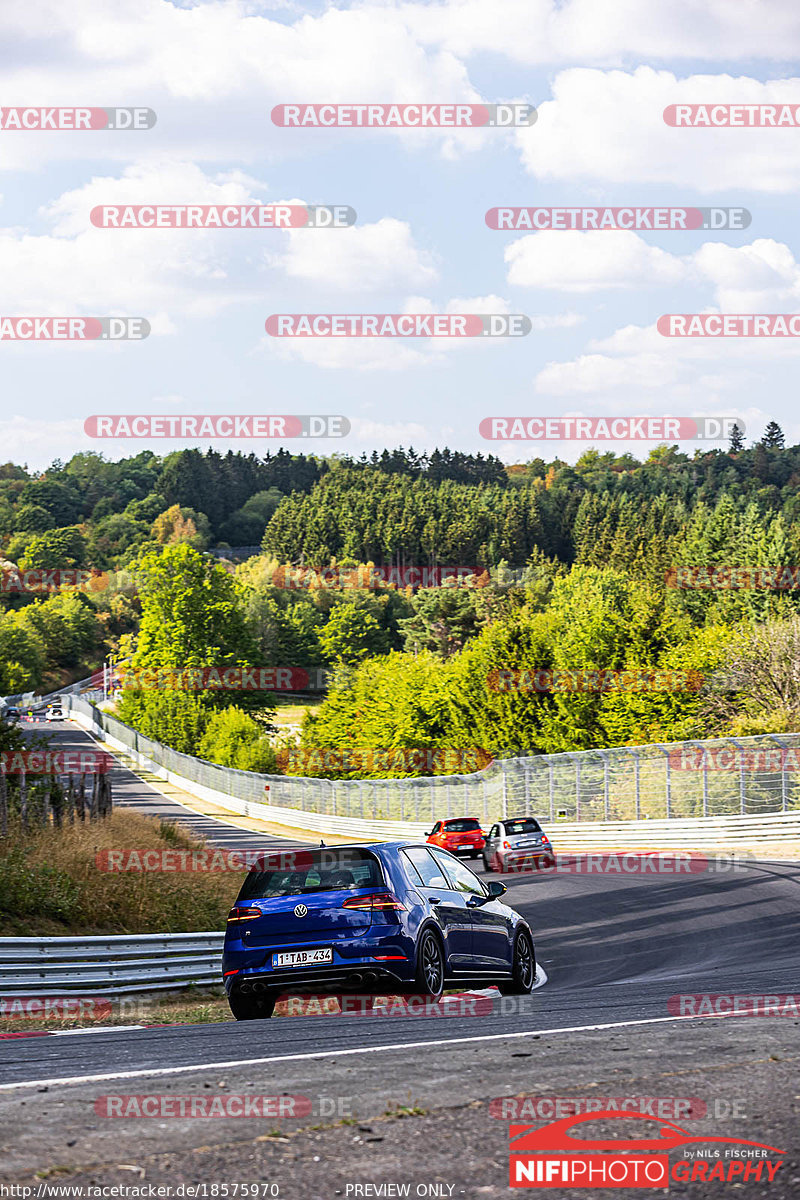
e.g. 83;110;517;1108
487;881;507;900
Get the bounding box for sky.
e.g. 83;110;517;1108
3;0;800;470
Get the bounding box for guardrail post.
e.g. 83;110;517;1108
740;753;746;815
548;764;555;822
602;752;610;820
483;777;489;827
501;766;508;819
665;753;671;819
702;749;709;818
446;781;452;819
575;759;581;822
523;761;532;816
633;749;641;820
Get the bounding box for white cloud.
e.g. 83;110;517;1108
505;232;800;311
516;67;800;193
272;218;439;291
506;230;687;291
401;0;800;64
0;0;491;171
0;163;439;326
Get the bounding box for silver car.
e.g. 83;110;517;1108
482;817;555;874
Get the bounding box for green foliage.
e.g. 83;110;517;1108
14;503;56;533
319;602;391;666
18;478;82;526
116;688;213;756
197;707;277;772
0;847;82;922
131;544;257;675
18;527;87;571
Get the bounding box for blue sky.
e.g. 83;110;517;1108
3;0;800;469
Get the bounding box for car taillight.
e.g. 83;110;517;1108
227;906;261;922
342;892;406;911
502;840;511;849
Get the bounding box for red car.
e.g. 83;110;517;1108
426;817;485;859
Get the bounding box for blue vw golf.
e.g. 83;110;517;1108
222;842;537;1019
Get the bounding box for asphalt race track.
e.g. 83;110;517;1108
2;719;799;1194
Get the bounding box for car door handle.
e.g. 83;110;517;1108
428;896;442;904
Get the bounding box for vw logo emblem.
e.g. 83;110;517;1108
294;903;308;918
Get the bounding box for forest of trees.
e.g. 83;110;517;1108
2;430;800;774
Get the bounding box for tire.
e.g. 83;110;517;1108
470;851;480;859
415;928;445;999
228;989;277;1021
482;852;493;873
499;930;536;995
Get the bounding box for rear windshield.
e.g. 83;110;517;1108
237;848;384;901
505;819;543;835
443;819;482;831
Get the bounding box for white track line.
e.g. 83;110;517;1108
0;1011;748;1092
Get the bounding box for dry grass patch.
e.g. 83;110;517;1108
0;810;241;935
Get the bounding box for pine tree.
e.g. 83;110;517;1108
762;421;785;450
728;423;745;453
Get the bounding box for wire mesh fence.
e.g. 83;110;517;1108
65;695;800;826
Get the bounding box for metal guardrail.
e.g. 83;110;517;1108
64;694;800;825
0;933;224;996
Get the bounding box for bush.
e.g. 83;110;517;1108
0;811;238;935
197;707;277;773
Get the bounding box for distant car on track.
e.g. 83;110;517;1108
222;842;536;1020
426;817;485;858
483;817;555;874
45;702;64;722
1;707;19;726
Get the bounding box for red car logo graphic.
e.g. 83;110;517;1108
510;1111;784;1155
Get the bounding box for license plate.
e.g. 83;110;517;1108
272;948;333;968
